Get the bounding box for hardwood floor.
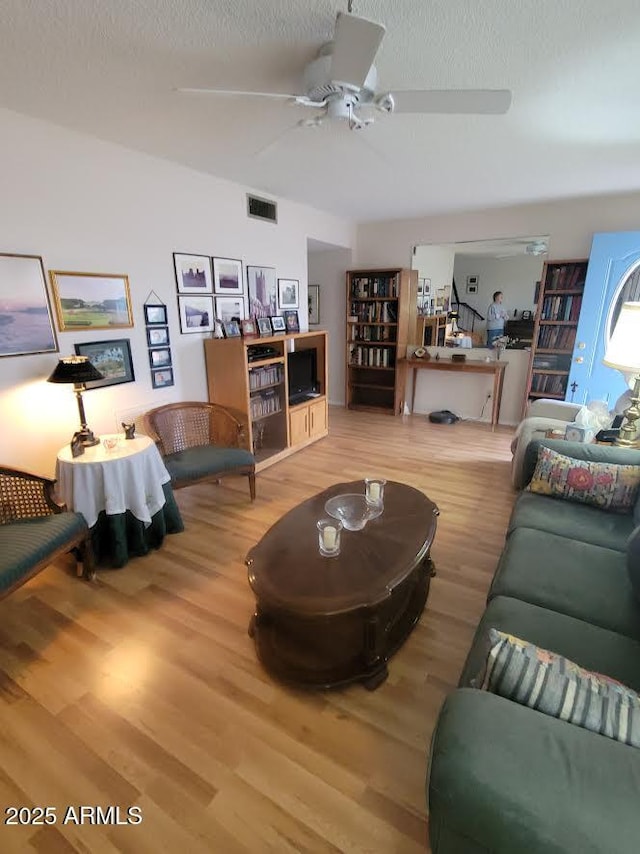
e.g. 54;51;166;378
0;408;516;853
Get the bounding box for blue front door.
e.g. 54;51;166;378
567;231;640;406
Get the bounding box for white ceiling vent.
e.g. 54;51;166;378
247;194;277;224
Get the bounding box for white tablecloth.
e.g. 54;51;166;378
56;435;171;528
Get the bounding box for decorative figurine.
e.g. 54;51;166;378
122;421;136;440
70;431;85;458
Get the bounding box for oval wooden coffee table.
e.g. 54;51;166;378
246;480;438;690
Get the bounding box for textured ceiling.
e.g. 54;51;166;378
2;0;640;221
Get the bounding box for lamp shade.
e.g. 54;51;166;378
603;302;640;373
47;355;104;384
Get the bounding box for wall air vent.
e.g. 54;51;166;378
247;194;277;224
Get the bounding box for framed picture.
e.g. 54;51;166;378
223;320;241;338
215;295;246;323
417;279;424;296
49;271;133;331
144;304;167;325
466;283;478;295
0;253;58;357
247;265;277;318
148;347;172;369
74;338;135;389
177;295;214;333
151;367;174;389
308;284;320;325
270;315;286;334
278;278;299;309
213;257;243;295
423;278;432;296
257;317;272;337
146;326;169;347
521;310;533;320
241;318;257;337
283;310;299;333
173;253;213;294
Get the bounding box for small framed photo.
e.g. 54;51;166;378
241;318;257;337
466;283;478;295
74;338;135;389
278;278;299;309
146;325;170;347
270;315;286;334
173;253;213;294
148;347;172;369
213;257;243;295
178;295;214;333
144;304;167;325
308;284;320;325
151;367;175;389
257;317;272;337
283;310;299;333
223;320;241;338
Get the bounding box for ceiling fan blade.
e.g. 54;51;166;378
330;13;385;89
393;89;512;115
178;88;298;100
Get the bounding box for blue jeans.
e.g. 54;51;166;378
486;328;503;348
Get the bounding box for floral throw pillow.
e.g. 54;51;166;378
483;629;640;748
526;446;640;511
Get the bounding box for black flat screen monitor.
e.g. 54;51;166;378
287;349;317;404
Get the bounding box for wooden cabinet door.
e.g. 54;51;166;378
289;407;309;446
309;400;327;438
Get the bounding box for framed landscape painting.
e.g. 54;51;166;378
0;253;58;357
213;257;243;295
49;271;133;331
215;296;246;324
177;295;214;333
173;253;213;294
74;338;135;389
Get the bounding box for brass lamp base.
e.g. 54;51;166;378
615;374;640;447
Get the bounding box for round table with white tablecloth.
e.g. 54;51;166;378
56;434;184;567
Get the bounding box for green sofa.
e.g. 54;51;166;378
428;440;640;854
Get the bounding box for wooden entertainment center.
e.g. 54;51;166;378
204;331;328;472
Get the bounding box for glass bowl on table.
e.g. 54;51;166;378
324;493;381;532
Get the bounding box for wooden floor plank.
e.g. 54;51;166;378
0;408;515;852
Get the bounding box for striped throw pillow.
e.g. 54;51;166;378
526;446;640;511
483;629;640;748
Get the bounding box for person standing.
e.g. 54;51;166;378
486;290;509;347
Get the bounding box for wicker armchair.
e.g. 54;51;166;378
0;465;94;597
143;401;256;500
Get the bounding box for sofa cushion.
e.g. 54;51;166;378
482;629;640;748
489;527;640;640
459;596;640;693
164;446;255;484
508;491;635;551
527;445;640;511
428;689;640;854
0;513;88;592
628;526;640;606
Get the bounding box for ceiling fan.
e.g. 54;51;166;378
179;10;511;131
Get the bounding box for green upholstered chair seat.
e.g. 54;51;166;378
0;513;88;592
428;688;640;854
459;595;640;694
508;491;635;551
489;527;640;641
164;446;255;484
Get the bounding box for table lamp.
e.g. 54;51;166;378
603;301;640;446
47;355;104;447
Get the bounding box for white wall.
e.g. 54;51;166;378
413;245;455;299
0;108;354;474
355;192;640;422
307;246;352;405
452;254;545;324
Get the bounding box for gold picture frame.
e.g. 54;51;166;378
49;270;134;331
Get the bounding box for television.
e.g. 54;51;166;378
287;349;318;404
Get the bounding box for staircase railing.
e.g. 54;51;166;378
452;278;484;332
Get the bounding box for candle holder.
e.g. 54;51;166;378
317;518;343;557
365;478;387;511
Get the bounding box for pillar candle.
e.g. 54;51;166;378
323;525;337;550
369;482;380;502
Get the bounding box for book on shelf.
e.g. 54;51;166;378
249;364;283;391
349;345;391;368
250;388;282;420
350;274;400;299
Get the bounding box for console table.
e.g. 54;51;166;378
399;357;507;429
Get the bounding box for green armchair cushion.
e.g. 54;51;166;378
0;513;88;592
428;688;640;854
507;491;635;551
489;527;640;640
164;446;255;484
